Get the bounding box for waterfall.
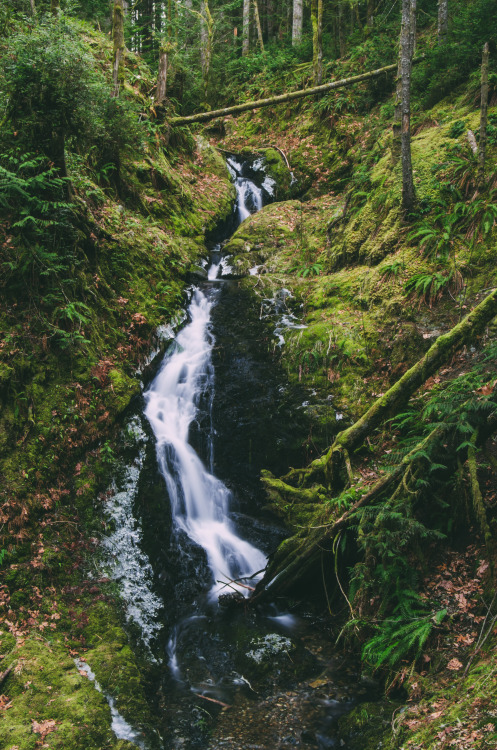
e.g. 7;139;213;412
144;159;268;610
226;156;264;222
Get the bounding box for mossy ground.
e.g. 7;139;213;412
0;18;235;749
214;77;497;749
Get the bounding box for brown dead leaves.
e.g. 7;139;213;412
0;694;13;710
32;719;58;740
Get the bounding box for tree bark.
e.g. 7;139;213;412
367;0;375;29
253;0;265;52
478;42;489;187
254;288;497;601
51;0;59;12
200;0;214;103
112;0;126;97
437;0;448;44
400;0;416;214
255;428;442;601
242;0;250;55
30;0;36;15
283;285;497;490
338;1;347;58
292;0;303;46
311;0;323;85
170;60;413;125
156;44;169;104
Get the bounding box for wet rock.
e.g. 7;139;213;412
246;633;294;665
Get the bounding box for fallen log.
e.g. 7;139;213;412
169;60;423;127
282;287;497;489
254;289;497;602
254;427;441;602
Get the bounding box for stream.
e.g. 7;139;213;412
102;156;378;749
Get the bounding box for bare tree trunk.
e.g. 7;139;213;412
478;42;490;187
267;0;274;40
400;0;416;214
338;0;346;57
156;44;169;104
437;0;448;44
51;0;59;13
253;0;265;51
112;0;126;97
200;0;214;103
30;0;36;15
367;0;375;29
311;0;323;85
292;0;303;46
243;0;250;55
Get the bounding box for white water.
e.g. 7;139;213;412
227;157;264;222
144;165;267;604
102;417;163;651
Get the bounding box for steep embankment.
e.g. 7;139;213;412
0;21;236;750
205;74;497;747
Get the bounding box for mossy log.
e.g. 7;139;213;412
254;288;497;602
467;429;494;555
254;427;442;602
169;62;400;126
288;287;497;490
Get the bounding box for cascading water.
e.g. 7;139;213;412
143;157;270;686
226;156;265;222
97;155;373;750
144;289;266;601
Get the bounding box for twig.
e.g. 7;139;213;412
195;693;231;709
217;577;255;592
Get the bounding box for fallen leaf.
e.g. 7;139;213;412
447;658;463;671
309;677;328;688
32;719;57;739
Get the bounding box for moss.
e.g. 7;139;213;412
259;148;295;200
82;602;155;737
335;701;396;750
0;635;127;750
107;369;141;413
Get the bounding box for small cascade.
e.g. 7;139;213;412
226;156;264;222
143;157;272;687
144;289;266;601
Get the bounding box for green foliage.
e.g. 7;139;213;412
379;260;404;280
412;0;497;108
404;270;461;307
3;16;94;153
293;261;323;277
448;120;467;139
361;600;447;670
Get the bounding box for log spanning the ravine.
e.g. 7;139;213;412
169;60;415;127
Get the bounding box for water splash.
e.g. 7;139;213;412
102;417;163;650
